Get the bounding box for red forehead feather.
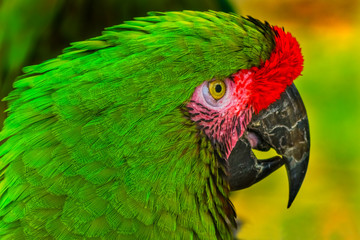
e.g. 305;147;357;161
233;26;304;114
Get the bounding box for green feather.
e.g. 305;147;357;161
0;11;275;239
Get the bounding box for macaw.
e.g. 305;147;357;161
0;11;309;239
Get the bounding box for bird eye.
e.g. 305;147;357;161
209;80;226;100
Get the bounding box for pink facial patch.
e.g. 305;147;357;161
187;78;252;159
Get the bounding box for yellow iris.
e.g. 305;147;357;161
209;80;226;100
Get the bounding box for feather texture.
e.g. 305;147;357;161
0;11;275;239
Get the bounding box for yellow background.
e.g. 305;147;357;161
230;0;360;239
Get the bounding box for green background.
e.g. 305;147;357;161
1;0;359;239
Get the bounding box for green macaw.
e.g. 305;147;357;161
0;11;310;239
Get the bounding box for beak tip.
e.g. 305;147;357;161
287;189;298;208
285;153;309;208
287;180;303;208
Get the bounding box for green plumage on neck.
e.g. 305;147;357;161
0;11;274;239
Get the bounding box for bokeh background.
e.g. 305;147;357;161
0;0;359;239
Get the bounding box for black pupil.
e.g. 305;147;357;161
215;84;222;93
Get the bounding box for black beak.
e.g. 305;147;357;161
228;84;310;208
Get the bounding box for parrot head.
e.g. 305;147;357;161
187;25;309;207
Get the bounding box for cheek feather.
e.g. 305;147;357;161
230;70;254;114
187;97;252;159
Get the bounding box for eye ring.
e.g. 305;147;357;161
209;80;226;100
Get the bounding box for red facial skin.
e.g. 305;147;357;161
187;26;304;159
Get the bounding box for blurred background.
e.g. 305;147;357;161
0;0;359;239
